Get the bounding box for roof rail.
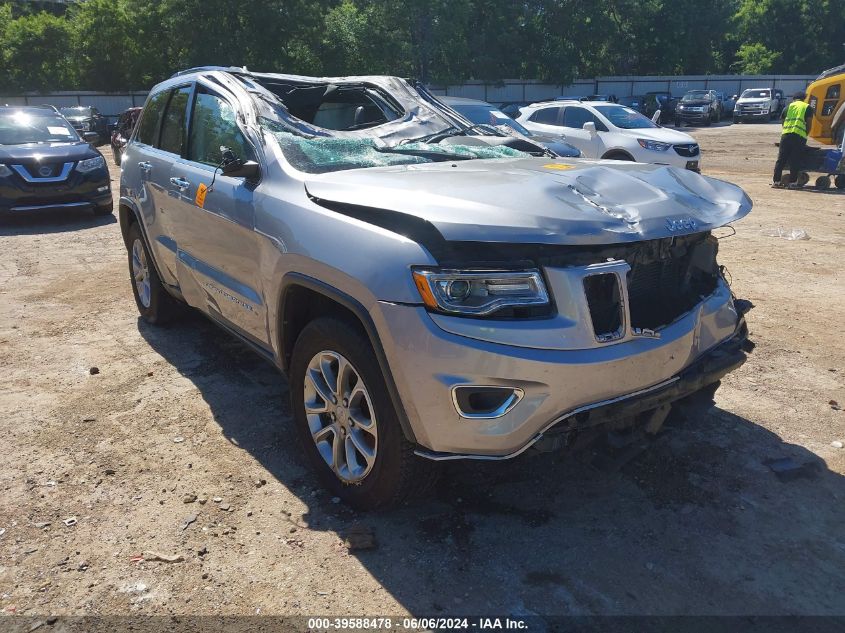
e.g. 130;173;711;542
170;66;251;78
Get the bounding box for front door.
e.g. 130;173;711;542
167;85;268;347
559;106;604;158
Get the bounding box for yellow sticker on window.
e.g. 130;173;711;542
195;183;208;208
543;163;575;170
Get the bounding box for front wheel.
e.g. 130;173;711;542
289;317;436;509
126;221;182;324
835;174;845;190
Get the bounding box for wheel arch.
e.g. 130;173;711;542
277;273;418;444
601;149;635;161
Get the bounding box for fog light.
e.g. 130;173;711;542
97;185;109;193
451;385;524;419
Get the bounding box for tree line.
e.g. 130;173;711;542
1;0;843;93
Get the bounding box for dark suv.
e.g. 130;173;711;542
59;106;109;144
110;107;142;165
0;106;112;216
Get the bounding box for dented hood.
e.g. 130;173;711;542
304;157;752;245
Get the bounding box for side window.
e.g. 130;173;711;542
528;107;561;125
135;90;169;145
822;84;841;117
563;106;590;129
187;88;253;166
158;86;192;155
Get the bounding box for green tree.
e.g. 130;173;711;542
1;10;74;91
735;42;781;74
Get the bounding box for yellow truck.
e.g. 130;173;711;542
806;63;844;146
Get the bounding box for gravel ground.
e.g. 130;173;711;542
0;122;844;619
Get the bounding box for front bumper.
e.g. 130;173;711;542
375;279;747;457
734;109;770;119
676;110;711;123
0;168;111;213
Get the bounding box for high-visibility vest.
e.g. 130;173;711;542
782;100;809;138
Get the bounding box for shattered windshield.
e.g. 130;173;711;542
261;119;528;174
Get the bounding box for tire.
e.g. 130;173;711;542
815;175;831;190
703;116;712;127
93;201;113;216
796;172;810;187
126;221;182;324
603;151;634;161
835;175;845;190
733;117;740;124
289;317;437;509
674;118;682;127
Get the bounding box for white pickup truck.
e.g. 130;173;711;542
733;88;784;122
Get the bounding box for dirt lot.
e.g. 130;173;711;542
1;122;844;621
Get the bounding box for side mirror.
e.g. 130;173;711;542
82;131;99;144
221;159;260;179
652;110;662;124
582;121;597;134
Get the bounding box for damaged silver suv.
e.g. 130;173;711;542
119;67;753;508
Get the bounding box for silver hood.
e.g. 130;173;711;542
305;157;752;245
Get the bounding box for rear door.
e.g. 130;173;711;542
523;106;563;136
166;84;267;346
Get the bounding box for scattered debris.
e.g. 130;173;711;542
77;560;89;571
183;494;197;504
89;366;100;375
212;497;222;503
197;546;208;557
130;555;144;564
34;521;51;529
104;468;116;476
761;227;810;241
181;513;198;531
316;590;330;596
343;524;377;551
198;497;208;505
832;441;844;449
289;527;297;533
0;528;6;537
24;547;38;555
146;552;185;563
173;436;185;443
764;457;820;482
219;503;231;512
82;415;96;422
830;400;841;411
254;478;267;488
246;510;253;517
63;517;77;527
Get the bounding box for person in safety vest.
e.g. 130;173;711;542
772;91;814;187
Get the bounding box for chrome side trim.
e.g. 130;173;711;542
9;201;91;212
450;385;525;419
414;375;679;461
10;162;73;183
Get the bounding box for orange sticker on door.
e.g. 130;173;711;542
195;183;208;208
542;163;575;170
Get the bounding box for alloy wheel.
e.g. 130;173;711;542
303;350;378;483
131;238;151;308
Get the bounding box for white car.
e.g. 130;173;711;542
517;100;701;171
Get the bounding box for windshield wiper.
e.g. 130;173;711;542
375;146;473;161
403;123;507;145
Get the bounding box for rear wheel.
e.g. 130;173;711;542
126;221;182;324
835;174;845;190
815;175;831;190
796;172;810;187
289;317;436;509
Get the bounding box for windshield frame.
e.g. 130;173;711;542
740;89;771;99
59;106;94;118
0;112;81;145
592;105;659;129
450;104;533;136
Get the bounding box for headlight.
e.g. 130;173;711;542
637;139;671;151
81;121;91;131
677;105;685;110
412;269;549;316
76;155;105;173
0;164;12;178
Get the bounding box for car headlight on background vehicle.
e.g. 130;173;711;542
76;155;105;173
412;269;549;316
81;121;91;131
0;164;12;178
637;139;671;151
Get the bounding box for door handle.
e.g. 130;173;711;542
138;161;152;173
169;177;190;192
